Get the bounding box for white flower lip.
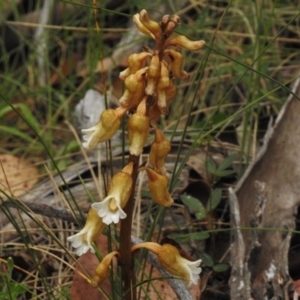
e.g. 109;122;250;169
180;257;202;286
82;126;97;149
92;195;127;225
67;229;94;256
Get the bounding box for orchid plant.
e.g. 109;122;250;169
68;9;205;299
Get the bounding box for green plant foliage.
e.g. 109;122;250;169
0;257;29;300
212;263;230;273
207;188;222;212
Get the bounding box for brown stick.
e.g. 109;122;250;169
1;199;80;223
119;154;139;300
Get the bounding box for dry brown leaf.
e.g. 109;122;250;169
0;154;39;197
70;235;111;300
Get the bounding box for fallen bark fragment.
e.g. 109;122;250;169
230;77;300;299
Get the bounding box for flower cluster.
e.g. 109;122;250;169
68;9;204;289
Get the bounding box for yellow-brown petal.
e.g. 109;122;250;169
82;109;124;149
91;251;120;287
139;9;161;41
165;35;205;51
149;127;171;174
128;114;149;156
157;244;190;284
165;49;188;79
144;167;173;207
146;54;161;96
119;52;152;80
133;13;155;39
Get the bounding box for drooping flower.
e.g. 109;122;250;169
91;251;120;287
141;167;173;207
92;162;134;225
82;107;127;149
67;208;106;256
131;242;202;286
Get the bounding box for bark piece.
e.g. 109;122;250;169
230;77;300;299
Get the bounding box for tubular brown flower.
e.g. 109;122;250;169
91;251;120;287
82;107;127;149
131;242;202;286
92;162;134;224
165;49;188;79
149;126;171;174
133;13;155;39
142;167;173;207
165;35;206;51
67;208;105;256
119;52;151;80
119;67;147;109
145;54;161;96
128;97;150;155
139;9;161;41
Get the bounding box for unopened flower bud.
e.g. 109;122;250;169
131;242;202;286
165;35;205;51
82;107;127;149
161;14;180;36
165;49;188;79
142;167;173;207
149;127;171;174
91;251;120;287
128;97;149;155
146;54;161;96
119;52;151;80
139;9;161;41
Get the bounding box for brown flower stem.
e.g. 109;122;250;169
119;154;139;300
